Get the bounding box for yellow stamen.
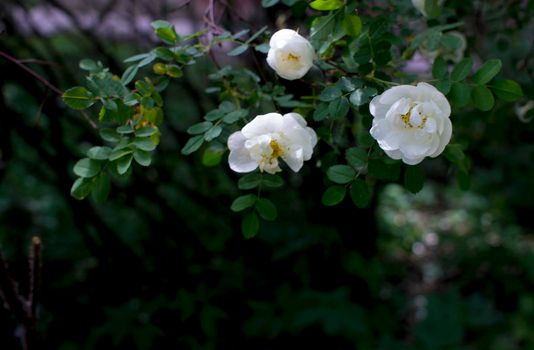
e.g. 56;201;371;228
270;139;283;159
286;53;300;61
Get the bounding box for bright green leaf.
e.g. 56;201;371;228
73;158;101;178
342;14;362;37
310;0;344;11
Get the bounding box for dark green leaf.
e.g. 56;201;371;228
346;147;367;168
261;174;284;188
133;137;157;151
472;59;501;85
117;124;135;134
349;87;378;106
231;194;257;212
450;57;473;82
313;103;330;121
87;146;111;160
320;86;342;102
62;87;95;110
238;173;262;190
227;45;249;56
424;0;440;19
242;212;259;239
91;173;111;203
223;109;248;124
350;179;370;208
117;154;133;175
181;135;204;155
432;56;447;79
434;79;451;94
490;80;523;102
471;85;495;111
255;198;278;221
109;147;133;161
71;177;93;200
73;158;101;178
327;165;356;184
368;160;401;181
457;170;470;190
187;121;213;135
310;0;344;11
448;82;471;107
328;97;349;118
133;149;152;167
404;165;425;194
342;14;362;37
322;186;346;206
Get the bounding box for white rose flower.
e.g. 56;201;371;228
412;0;445;17
228;112;317;174
266;29;315;80
369;82;452;165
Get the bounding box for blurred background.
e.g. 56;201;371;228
0;0;533;349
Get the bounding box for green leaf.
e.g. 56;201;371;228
135;126;158;137
309;0;344;11
245;26;268;44
471;85;495;111
368;160;401;181
255;43;270;53
117;124;135;134
457;170;470;190
255;198;278;221
404;165;425;194
432;56;448;79
349;87;378;106
79;59;100;72
223;109;248;124
434;79;451;95
91;173;111;203
444;144;465;161
62;87;95;110
328;97;350;118
181;135;204;155
71;177;93;200
448;82;471;108
117;154;133;175
121;65;139;85
313;103;330;121
322;186;346;206
109;147;133;161
187;121;213;135
151;20;172;29
319;86;342;102
165;64;183;78
238;173;262;190
450;57;473;82
345;147;367;168
133;137;157;152
133;149;152;167
327;165;356;184
155;25;178;44
424;0;441;19
242;212;259;239
350;179;370;208
201;147;223;167
204;126;223;141
231;194;257;212
342;14;362;37
73;158;101;178
261;0;279;7
491;80;523;102
261;175;284;188
87;146;111;160
227;45;249;56
100;128;121;142
472;59;501;84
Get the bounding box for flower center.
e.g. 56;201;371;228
285;52;300;62
269;139;284;159
400;107;428;129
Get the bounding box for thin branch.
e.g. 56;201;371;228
0;50;63;96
